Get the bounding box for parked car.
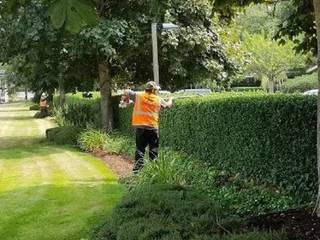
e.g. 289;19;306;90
159;90;171;95
174;88;212;95
303;89;318;95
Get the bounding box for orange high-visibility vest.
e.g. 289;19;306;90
39;100;47;108
132;92;161;129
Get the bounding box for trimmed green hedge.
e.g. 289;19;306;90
53;95;101;128
282;73;317;93
117;93;317;202
231;87;264;92
46;126;82;145
56;93;318;202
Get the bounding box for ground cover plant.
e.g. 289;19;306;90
90;184;287;240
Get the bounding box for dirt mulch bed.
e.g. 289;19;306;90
247;208;320;240
93;150;134;178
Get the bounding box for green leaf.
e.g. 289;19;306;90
65;4;85;33
71;0;98;27
49;0;97;33
49;0;67;29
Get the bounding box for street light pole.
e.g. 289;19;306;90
151;23;178;86
151;23;160;86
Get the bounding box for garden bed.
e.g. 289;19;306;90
93;150;133;178
248;208;320;240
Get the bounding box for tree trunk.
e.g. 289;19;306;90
58;78;65;108
24;88;28;101
268;78;274;93
313;0;320;216
99;62;113;132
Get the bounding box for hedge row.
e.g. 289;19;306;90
56;93;318;202
117;93;317;202
282;73;317;93
53;95;101;128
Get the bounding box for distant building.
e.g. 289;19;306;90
0;70;9;103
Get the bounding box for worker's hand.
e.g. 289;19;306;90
123;89;131;95
121;95;129;103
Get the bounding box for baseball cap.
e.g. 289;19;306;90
146;81;161;90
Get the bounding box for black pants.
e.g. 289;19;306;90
133;128;159;172
40;108;48;117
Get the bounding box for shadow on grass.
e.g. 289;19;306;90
0;137;46;150
0;109;30;113
0;116;34;121
0;184;124;240
0;143;73;159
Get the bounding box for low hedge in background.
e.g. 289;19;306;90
53;95;101;128
282;73;317;93
46;126;82;145
117;93;317;203
231;87;264;92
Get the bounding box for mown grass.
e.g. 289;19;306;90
0;103;124;240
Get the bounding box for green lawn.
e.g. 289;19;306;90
0;103;124;240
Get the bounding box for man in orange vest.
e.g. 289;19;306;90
39;94;49;117
123;81;173;173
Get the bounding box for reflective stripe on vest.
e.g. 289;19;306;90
132;92;161;129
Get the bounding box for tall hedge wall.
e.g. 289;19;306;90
56;93;318;202
116;93;317;202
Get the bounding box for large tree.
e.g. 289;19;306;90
243;34;306;92
313;0;320;216
49;0;234;131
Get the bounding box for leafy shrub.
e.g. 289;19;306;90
104;132;135;156
53;107;67;126
116;93;317;203
46;126;81;145
282;73;317;93
135;149;295;215
78;129;107;152
29;104;39;111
